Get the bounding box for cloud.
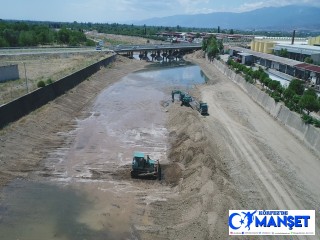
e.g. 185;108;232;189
176;0;214;14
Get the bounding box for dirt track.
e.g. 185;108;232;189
0;52;319;239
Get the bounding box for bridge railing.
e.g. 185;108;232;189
110;43;202;52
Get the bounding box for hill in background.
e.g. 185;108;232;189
134;5;320;31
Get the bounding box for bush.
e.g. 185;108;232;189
245;75;251;82
37;80;46;88
288;79;304;95
301;114;313;124
46;78;53;85
85;39;95;46
314;119;320;128
301;114;320;128
270;92;282;102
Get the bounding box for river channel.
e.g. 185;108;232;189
0;63;207;240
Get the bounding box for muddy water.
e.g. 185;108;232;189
0;64;206;240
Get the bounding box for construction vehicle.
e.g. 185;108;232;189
131;152;161;180
171;90;192;106
191;101;208;115
171;90;208;115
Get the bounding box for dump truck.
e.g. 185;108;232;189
190;100;208;115
131;152;161;180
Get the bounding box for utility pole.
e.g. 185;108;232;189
23;62;28;93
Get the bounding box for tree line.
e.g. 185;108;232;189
0;21;95;47
1;19;319;48
227;59;320;127
0;20;211;47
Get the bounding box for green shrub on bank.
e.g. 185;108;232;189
314;119;320;128
46;78;53;85
302;114;313;124
37;80;46;88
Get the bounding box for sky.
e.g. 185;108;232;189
0;0;319;23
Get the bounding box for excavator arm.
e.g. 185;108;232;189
171;90;182;102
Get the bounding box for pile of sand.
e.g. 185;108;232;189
143;102;242;239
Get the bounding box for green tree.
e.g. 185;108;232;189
0;36;9;47
3;28;19;46
268;80;281;91
304;57;313;64
13;22;29;31
279;48;288;57
283;88;295;100
252;70;261;82
288;79;304;95
299;94;320;115
18;31;36;46
202;35;223;59
207;42;218;59
303;88;318;98
57;28;70;44
264;78;273;89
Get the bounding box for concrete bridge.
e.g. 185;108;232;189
109;43;202;60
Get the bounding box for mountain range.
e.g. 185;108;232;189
134;5;320;31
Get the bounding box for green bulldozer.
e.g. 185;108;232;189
131;152;161;180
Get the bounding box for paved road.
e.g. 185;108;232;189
110;43;202;52
0;43;201;56
0;47;110;56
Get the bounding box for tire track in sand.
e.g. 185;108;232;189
202;84;319;239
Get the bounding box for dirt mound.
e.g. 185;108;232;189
143;102;242;239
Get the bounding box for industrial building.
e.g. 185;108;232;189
229;46;320;88
308;36;320;46
250;35;320;65
273;44;320;64
250;36;307;54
